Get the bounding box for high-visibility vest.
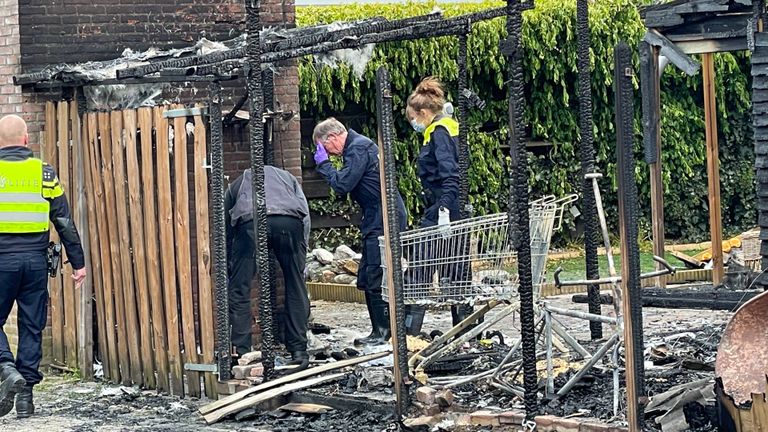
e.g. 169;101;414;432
423;116;459;145
0;158;50;233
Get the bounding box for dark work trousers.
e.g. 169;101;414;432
0;251;49;385
228;215;309;356
357;235;384;294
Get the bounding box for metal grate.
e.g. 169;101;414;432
380;195;577;305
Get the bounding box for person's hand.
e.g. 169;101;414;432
314;143;329;165
72;267;87;288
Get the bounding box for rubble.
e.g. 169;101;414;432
238;351;263;366
306;245;361;284
416;387;438;405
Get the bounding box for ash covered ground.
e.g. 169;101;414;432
0;296;732;431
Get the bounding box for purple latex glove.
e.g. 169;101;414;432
314;142;329;165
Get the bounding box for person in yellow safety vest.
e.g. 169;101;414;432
0;115;86;419
405;76;474;334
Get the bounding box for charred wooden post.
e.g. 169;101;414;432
576;0;602;340
245;0;276;381
615;41;645;429
375;66;410;417
457;31;470;219
504;0;538;417
209;80;231;381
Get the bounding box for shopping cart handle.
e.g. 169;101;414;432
554;267;563;288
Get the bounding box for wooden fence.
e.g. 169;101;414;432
44;102;217;398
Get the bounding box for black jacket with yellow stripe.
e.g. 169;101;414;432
0;146;85;269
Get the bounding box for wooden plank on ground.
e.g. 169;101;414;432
98;112;130;385
140;107;170;393
199;351;390;415
703;53;724;285
44;102;64;365
54;101;69;366
203;373;346;425
124;109;155;388
155;106;184;397
82;112;105;381
193;109;216;399
71;100;93;379
173;110;201;398
111;110;142;386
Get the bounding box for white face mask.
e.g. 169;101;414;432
410;119;426;134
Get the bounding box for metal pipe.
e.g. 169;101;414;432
545;305;617;325
545;310;554;396
245;0;275;382
556;333;619;397
209;80;231;381
551;320;591;360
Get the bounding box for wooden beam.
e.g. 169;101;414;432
203;373;346;424
193;106;217;399
124;109;156;388
139;107;171;393
98;112;131;385
82;112;106;382
89;113;119;382
71;98;93;379
172;109;201;398
702;53;724;285
155;106;185;396
642;44;667;288
643;30;700;76
199;351;390;415
676;38;748;54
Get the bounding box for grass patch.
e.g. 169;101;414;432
545;251;693;281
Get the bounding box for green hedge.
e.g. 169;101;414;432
298;0;755;244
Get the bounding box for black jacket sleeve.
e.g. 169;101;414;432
44;165;86;270
316;145;367;195
430;127;460;210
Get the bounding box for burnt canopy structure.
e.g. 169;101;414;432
640;0;767;287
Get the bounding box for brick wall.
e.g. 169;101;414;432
11;0;302;360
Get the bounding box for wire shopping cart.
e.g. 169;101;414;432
380;194;578;305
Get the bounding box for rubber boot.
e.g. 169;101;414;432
354;291;379;346
355;291;391;346
0;362;25;418
404;306;426;336
14;384;33;418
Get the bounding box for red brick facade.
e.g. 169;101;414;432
1;0;302;359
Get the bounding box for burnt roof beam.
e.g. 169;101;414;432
643;29;700;76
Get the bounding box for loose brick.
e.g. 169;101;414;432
579;422;611;432
237;350;263;365
499;410;526;425
551;417;581;432
470;410;500;427
415;386;437;405
536;415;557;430
435;389;454;408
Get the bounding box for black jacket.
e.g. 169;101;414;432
316;129;407;238
417;123;460;225
0;146;85;269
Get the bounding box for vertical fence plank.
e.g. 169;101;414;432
43;102;64;365
156;107;184;397
83;112;107;381
110;110;142;386
52;101;67;366
193;109;216;398
173;110;201;398
71;100;93;379
89;113;119;382
59;101;78;368
98;112;130;385
140;107;170;392
124;109;156;388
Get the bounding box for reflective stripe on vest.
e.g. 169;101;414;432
423;116;459;145
0;158;50;233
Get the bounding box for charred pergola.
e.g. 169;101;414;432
15;0;544;419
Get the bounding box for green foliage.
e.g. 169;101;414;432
297;0;756;244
